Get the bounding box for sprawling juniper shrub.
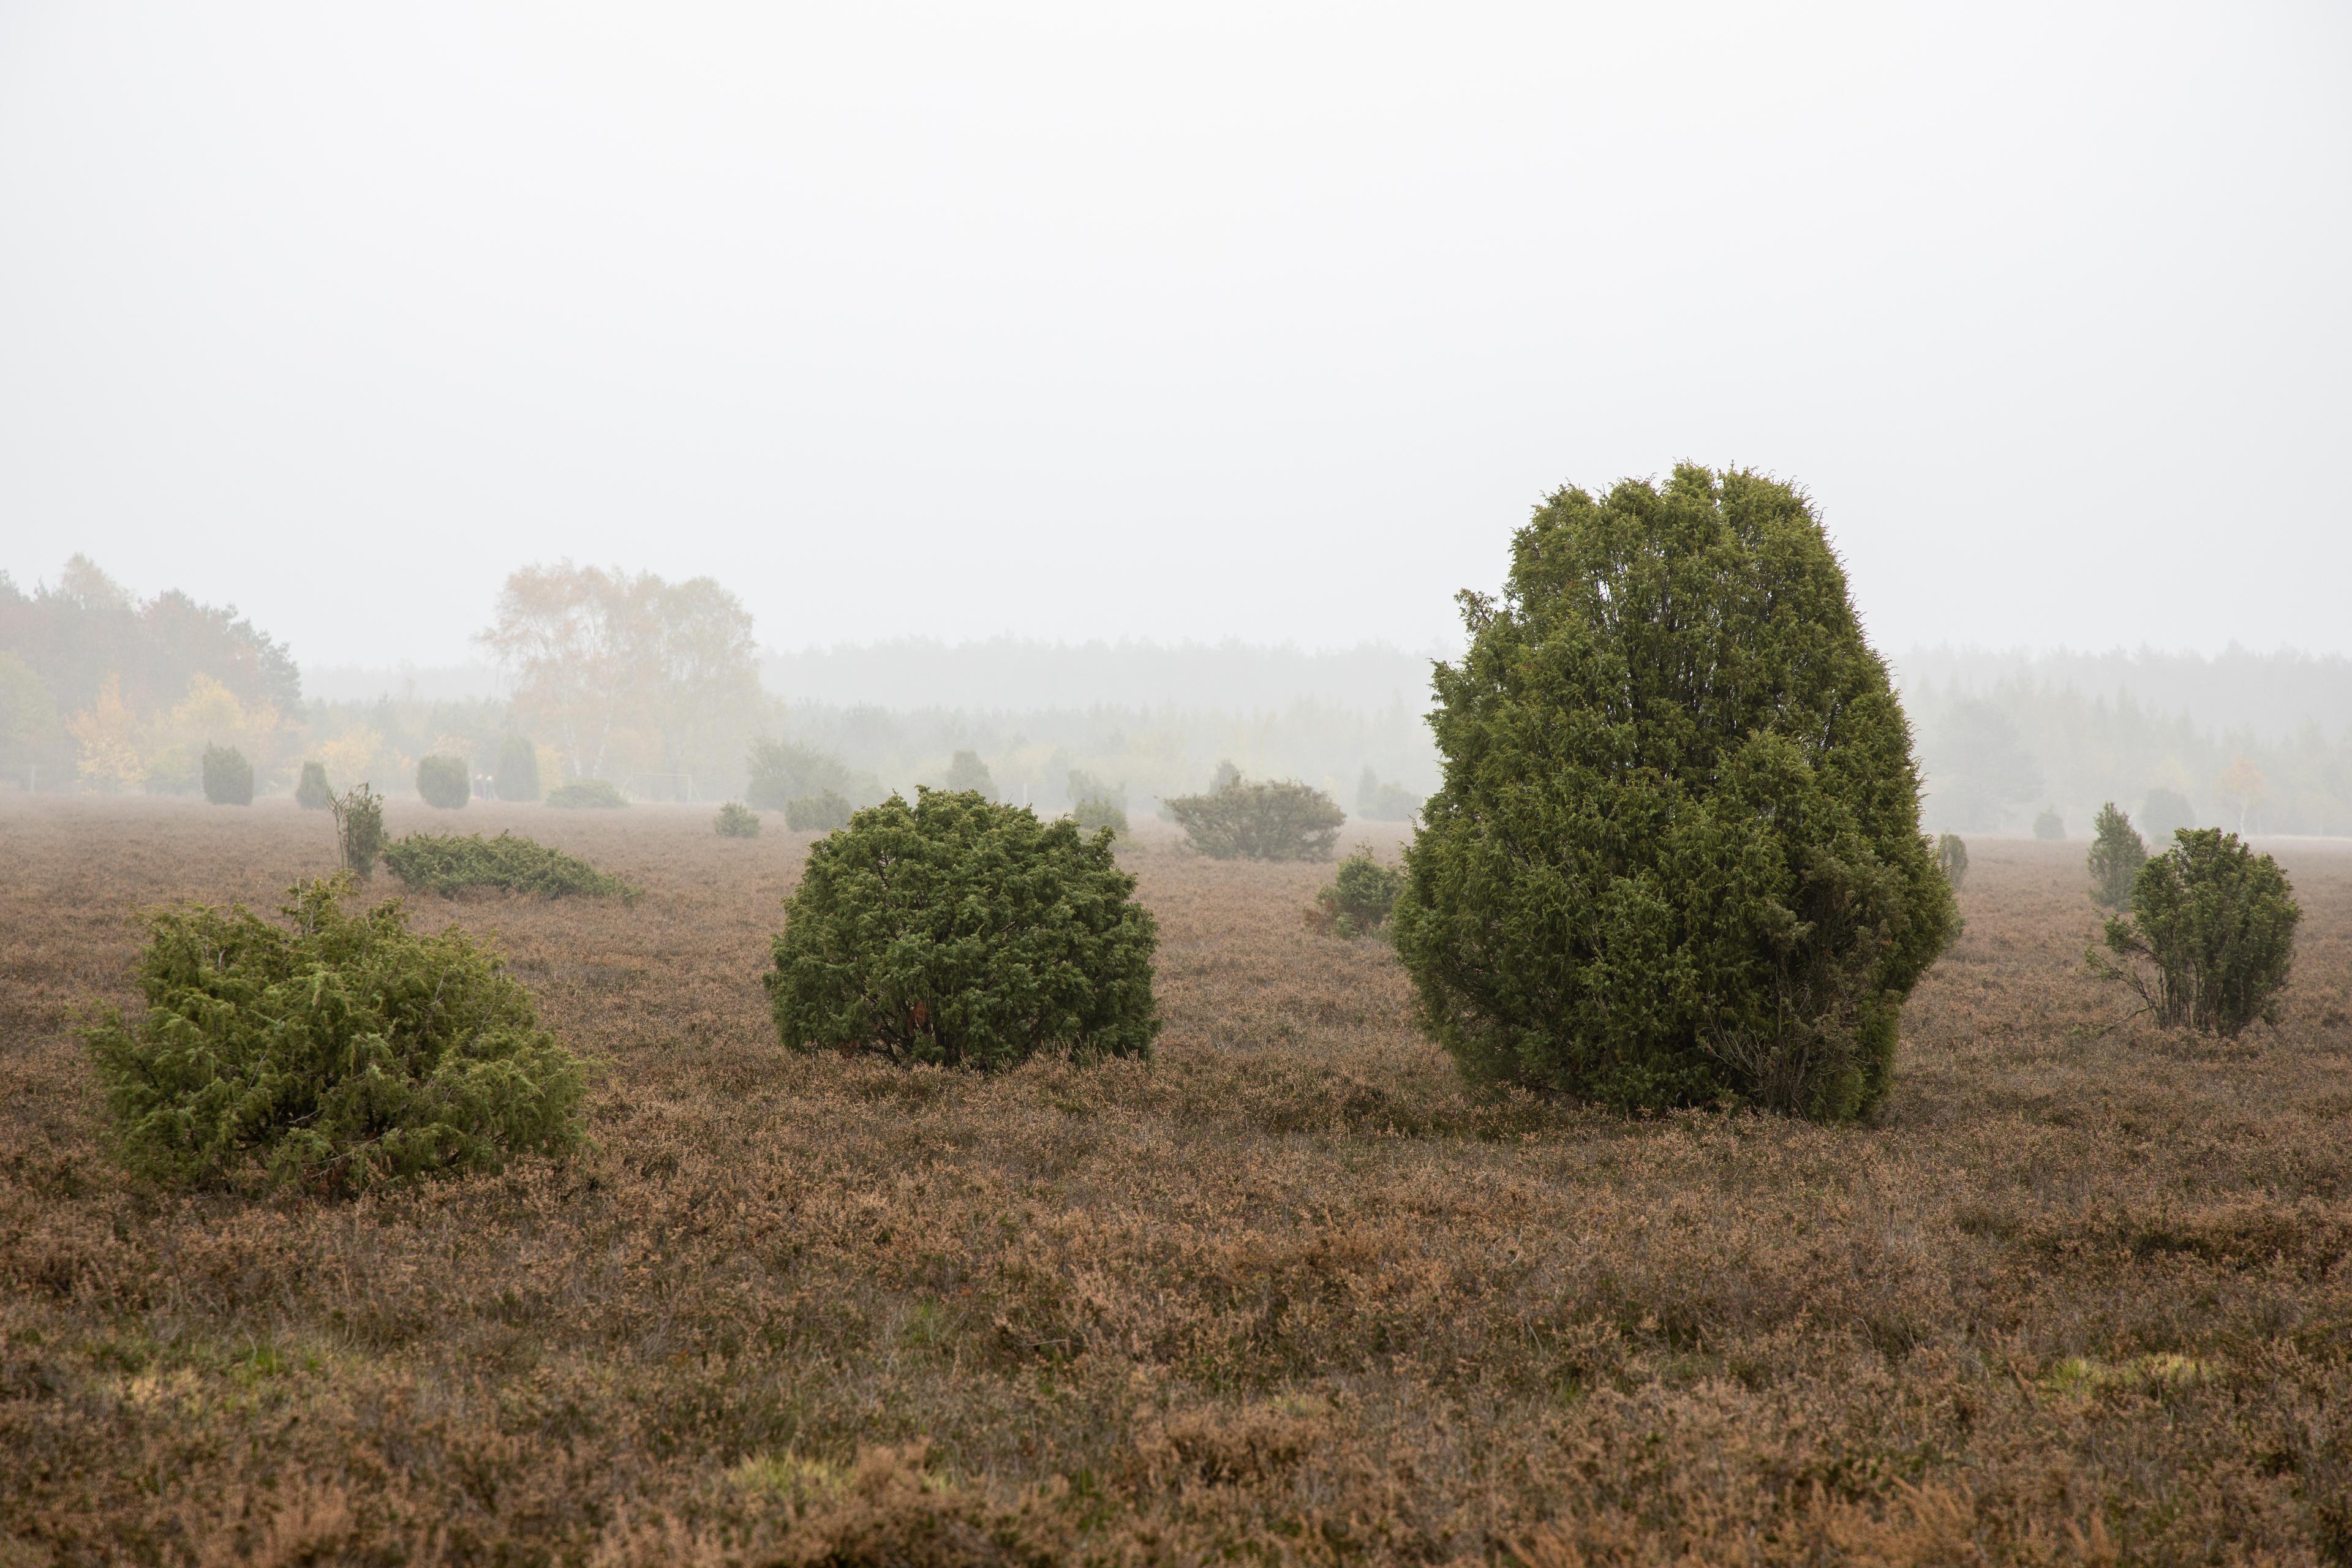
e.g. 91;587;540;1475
417;753;472;809
2095;827;2298;1036
382;831;639;900
546;778;629;809
80;875;586;1191
714;801;762;838
201;743;253;805
1395;465;1954;1121
767;789;1158;1069
295;759;333;811
1165;775;1345;862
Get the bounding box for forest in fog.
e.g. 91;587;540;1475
7;552;2352;835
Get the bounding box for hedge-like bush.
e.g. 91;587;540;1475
2087;802;2147;908
295;760;333;811
785;790;854;832
715;801;761;838
2095;828;2298;1036
1308;850;1406;938
2141;786;2195;843
1935;833;1969;892
80;875;586;1191
2034;809;2066;841
417;753;471;809
767;789;1158;1069
201;744;253;806
496;734;541;802
382;831;639;900
1164;775;1344;861
330;785;385;879
1395;466;1954;1121
546;778;628;809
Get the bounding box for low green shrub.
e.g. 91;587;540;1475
2087;801;2147;908
1308;850;1406;938
80;875;586;1192
382;831;639;900
329;785;385;879
2094;827;2299;1036
1165;774;1344;861
201;744;253;806
2033;808;2066;841
417;753;471;809
715;801;761;838
1934;832;1969;892
295;760;333;811
495;734;541;802
546;778;628;809
785;790;854;832
767;789;1159;1069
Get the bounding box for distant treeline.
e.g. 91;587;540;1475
1896;647;2352;837
14;557;2352;837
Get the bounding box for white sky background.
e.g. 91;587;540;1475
2;2;2347;669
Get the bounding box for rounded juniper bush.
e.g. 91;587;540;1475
417;753;471;809
1393;465;1955;1120
767;788;1159;1069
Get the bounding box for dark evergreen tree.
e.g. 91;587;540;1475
1393;465;1955;1120
2086;802;2147;908
2095;829;2297;1036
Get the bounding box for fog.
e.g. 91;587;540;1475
4;2;2348;668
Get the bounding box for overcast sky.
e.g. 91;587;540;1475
2;2;2346;668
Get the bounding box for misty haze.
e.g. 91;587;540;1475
4;4;2350;1563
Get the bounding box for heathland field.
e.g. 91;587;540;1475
3;799;2350;1566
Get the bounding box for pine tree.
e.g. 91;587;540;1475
2086;802;2146;908
1393;465;1954;1120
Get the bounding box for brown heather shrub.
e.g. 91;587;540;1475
4;800;2352;1564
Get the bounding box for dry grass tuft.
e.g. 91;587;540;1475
3;798;2350;1563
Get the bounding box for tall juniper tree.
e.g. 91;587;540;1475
1393;465;1955;1120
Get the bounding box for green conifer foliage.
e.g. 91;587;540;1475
80;875;585;1191
2086;802;2147;908
2095;828;2297;1037
767;789;1158;1069
1393;466;1955;1120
